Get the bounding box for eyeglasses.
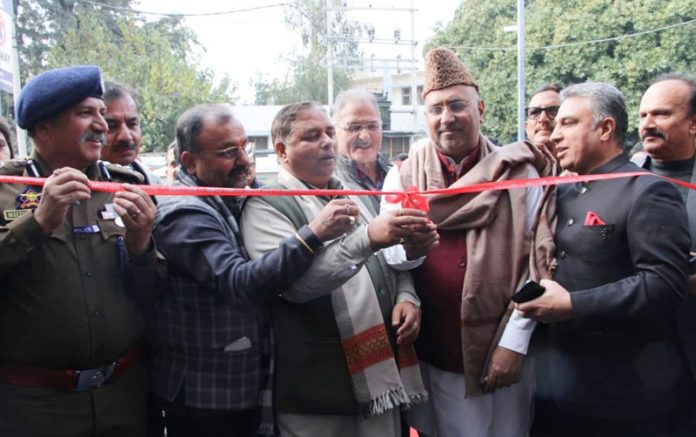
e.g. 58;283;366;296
201;145;248;159
425;100;469;116
199;142;255;160
526;105;559;120
340;122;382;134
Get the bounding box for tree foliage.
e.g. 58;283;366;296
253;0;361;105
428;0;696;144
13;0;235;151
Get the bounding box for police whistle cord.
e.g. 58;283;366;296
2;171;695;212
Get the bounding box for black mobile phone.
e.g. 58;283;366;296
511;280;546;303
689;255;696;275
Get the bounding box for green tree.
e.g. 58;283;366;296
14;0;133;82
428;0;696;144
253;0;361;104
45;11;234;151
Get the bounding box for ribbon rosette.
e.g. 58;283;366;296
384;185;430;212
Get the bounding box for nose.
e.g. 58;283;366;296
115;123;133;142
538;109;552;122
236;147;251;166
550;125;562;144
640;113;655;131
440;106;456;124
358;127;371;142
94;113;108;133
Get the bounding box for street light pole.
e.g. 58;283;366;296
517;0;525;141
326;0;334;106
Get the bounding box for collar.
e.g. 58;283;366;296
28;150;103;180
436;146;481;185
588;152;629;174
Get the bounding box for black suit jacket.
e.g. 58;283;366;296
635;154;696;383
534;154;690;420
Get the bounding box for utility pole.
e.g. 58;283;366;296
326;2;419;129
409;0;417;132
326;0;334;106
516;0;525;141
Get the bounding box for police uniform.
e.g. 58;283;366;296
0;65;164;437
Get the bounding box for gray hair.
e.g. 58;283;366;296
530;83;562;99
271;101;324;145
103;81;140;108
175;104;234;157
331;88;379;123
651;73;696;116
560;82;628;145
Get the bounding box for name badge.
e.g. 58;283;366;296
99;204;117;220
72;224;101;235
3;209;31;221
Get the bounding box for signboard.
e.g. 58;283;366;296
0;0;13;93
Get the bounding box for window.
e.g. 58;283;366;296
248;136;269;150
402;86;424;105
402;87;412;105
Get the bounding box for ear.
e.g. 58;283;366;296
32;120;52;143
180;150;197;175
478;99;485;123
598;117;616;142
688;113;696;137
274;141;287;164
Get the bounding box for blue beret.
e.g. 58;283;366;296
15;65;104;130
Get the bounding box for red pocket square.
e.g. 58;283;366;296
584;211;606;226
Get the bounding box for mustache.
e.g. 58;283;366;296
438;124;463;133
79;130;107;145
642;129;667;140
229;165;249;178
353;139;372;148
106;140;137;150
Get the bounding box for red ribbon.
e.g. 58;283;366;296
384;186;430;212
2;172;696;212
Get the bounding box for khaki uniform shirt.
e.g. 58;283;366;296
0;153;163;369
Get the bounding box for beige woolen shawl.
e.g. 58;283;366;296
401;134;557;396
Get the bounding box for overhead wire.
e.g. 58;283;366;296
77;0;293;17
450;17;696;52
77;1;695;54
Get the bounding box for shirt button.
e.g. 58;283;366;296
85;271;93;277
93;310;100;317
580;186;588;194
559;250;567;259
567;219;574;226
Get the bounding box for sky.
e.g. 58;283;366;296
135;0;462;103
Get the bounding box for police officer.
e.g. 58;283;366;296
0;65;163;436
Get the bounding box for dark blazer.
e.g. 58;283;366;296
149;175;317;410
534;154;690;421
635;154;696;383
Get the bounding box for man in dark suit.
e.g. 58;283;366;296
636;73;696;435
518;82;691;436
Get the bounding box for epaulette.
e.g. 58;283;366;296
0;159;28;176
103;161;145;184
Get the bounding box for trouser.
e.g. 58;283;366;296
406;361;534;437
0;363;147;437
277;409;400;437
157;387;259;437
675;374;696;437
532;399;679;437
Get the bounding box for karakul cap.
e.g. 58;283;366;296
16;65;104;130
422;47;478;98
